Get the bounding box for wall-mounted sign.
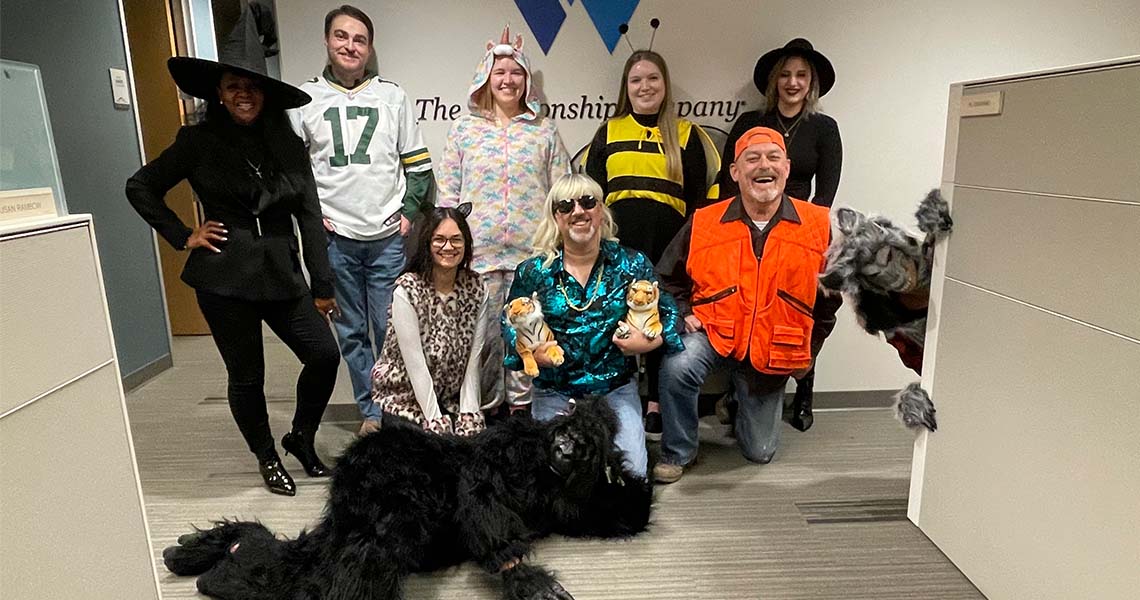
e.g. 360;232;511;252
961;91;1003;117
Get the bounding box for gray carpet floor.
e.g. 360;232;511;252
125;336;983;599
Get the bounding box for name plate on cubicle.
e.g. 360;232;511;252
0;188;58;223
960;91;1004;117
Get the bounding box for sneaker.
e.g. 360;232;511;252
652;462;685;484
644;411;662;439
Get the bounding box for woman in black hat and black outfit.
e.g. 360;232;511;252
718;38;842;205
716;38;843;430
126;56;340;496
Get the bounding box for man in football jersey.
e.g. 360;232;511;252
290;4;433;435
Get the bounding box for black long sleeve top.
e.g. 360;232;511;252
125;118;334;301
717;109;842;207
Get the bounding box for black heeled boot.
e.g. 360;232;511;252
281;431;331;477
787;371;815;432
258;454;296;496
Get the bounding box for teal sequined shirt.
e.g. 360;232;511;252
503;239;685;396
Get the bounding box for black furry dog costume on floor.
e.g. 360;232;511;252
163;397;652;600
819;189;952;432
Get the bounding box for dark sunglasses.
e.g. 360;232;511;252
553;195;599;214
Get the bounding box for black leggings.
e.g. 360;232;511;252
196;291;340;461
644;348;663;405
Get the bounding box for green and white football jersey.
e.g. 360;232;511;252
290;72;431;241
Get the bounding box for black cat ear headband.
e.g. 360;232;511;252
617;18;661;54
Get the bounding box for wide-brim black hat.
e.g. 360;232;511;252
753;38;835;97
167;57;310;109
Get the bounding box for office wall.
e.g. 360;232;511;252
1;0;172;384
276;0;1140;391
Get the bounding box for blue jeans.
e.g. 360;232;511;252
659;332;787;466
327;232;405;421
531;378;647;478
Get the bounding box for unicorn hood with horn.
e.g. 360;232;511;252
466;24;542;120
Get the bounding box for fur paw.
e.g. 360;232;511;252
523;356;540;377
502;563;575;600
894;382;937;432
546;344;565;366
915;189;953;235
164;531;225;576
528;581;575;600
163;521;267;576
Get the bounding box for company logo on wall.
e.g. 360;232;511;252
414;0;747;128
514;0;640;54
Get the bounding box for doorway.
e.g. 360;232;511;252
123;0;209;334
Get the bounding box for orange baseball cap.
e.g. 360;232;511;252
734;126;786;159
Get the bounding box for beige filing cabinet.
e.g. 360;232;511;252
0;214;161;599
908;58;1140;599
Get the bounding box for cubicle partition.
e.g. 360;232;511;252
909;57;1140;599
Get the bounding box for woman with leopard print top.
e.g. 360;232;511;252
370;207;488;436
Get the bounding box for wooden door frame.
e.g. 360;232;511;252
122;0;211;335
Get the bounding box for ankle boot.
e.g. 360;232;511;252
788;374;815;432
281;431;331;477
258;454;296;496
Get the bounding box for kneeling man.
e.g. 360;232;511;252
654;127;840;483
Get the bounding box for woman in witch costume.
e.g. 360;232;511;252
125;56;340;496
717;38;844;429
718;38;842;206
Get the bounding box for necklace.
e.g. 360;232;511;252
246;159;262;180
776;111;805;143
558;266;606;312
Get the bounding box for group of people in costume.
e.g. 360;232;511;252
126;3;845;493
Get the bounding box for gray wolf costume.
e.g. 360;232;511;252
162;397;652;599
820;189;951;432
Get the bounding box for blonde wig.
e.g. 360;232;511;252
531;173;618;268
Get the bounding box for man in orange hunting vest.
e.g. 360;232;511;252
653;126;841;483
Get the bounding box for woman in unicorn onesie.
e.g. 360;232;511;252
437;26;571;414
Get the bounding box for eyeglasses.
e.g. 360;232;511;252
431;235;465;249
553;195;599;215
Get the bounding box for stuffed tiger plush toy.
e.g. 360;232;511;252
505;293;565;376
615;280;663;340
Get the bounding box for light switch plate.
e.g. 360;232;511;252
109;67;131;109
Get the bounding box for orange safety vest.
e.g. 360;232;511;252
687;197;830;374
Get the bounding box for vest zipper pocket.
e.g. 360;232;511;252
777;289;813;317
693;285;738;307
